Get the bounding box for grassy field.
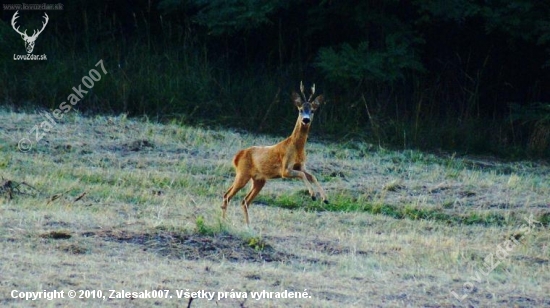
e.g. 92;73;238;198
0;109;548;307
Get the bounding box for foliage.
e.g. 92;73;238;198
510;103;550;125
317;34;424;84
190;0;285;35
510;103;550;156
245;236;268;251
195;216;226;236
1;0;550;158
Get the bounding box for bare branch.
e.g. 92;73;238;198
73;192;87;203
1;178;41;200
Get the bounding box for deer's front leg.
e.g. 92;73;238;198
282;168;317;200
303;170;329;204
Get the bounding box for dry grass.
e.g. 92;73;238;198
0;109;549;307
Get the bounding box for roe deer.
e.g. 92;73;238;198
222;82;328;225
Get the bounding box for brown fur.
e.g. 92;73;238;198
222;86;328;225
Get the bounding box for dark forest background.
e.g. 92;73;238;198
1;0;549;158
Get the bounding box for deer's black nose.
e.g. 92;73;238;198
302;117;310;124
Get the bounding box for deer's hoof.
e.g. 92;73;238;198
311;195;317;201
323;200;329;204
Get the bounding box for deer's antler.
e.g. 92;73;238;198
11;11;49;39
299;81;307;102
308;84;316;102
11;11;27;37
30;12;49;39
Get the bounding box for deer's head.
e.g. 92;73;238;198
292;81;324;126
11;11;49;54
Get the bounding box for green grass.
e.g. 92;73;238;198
258;192;543;227
0;110;549;307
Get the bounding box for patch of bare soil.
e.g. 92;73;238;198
268;235;374;257
123;139;154;151
40;230;72;239
80;230;320;264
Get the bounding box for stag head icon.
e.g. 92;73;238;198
11;11;49;54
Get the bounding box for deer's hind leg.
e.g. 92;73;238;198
222;173;250;219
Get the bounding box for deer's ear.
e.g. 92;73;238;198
292;92;303;107
312;95;324;108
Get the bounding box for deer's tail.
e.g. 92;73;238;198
233;149;246;168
